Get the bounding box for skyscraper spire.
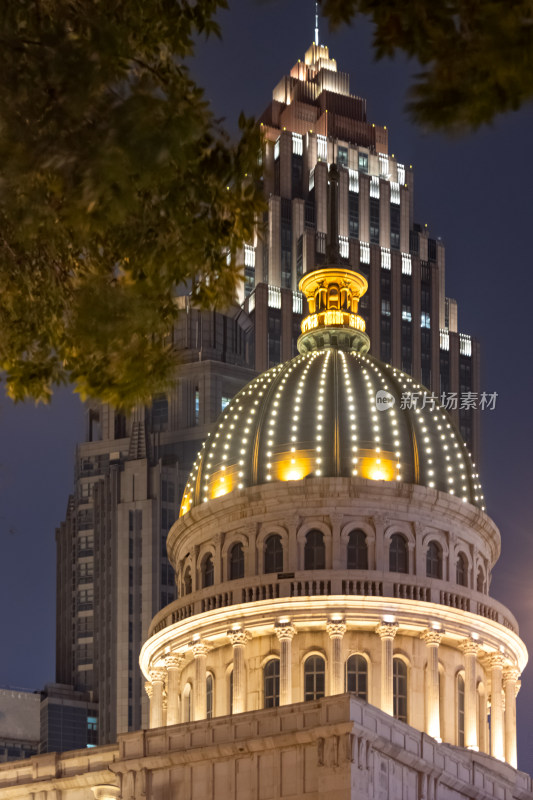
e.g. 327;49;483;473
314;0;320;45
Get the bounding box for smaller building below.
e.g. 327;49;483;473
0;686;40;762
39;683;98;754
0;695;531;799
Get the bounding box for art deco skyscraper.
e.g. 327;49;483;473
242;40;479;459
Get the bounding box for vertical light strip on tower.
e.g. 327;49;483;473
339;350;359;477
315;350;331;476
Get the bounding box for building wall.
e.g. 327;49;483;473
0;688;39;763
0;696;531;800
55;307;256;744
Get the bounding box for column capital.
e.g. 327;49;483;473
165;653;185;670
459;638;479;656
421;629;444;646
376;621;399;640
90;786;121;800
275;623;297;642
326;620;347;639
228;628;251;647
144;680;153;700
149;667;166;684
192;641;210;658
487;652;505;670
503;666;521;686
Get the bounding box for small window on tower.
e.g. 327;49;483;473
337;146;348;167
358;152;368;173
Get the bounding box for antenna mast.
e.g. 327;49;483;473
314;1;320;45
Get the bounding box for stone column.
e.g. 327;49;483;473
144;680;153;726
228;628;250;714
326;620;347;695
275;623;297;705
421;629;443;741
192;641;209;721
459;639;479;750
376;621;399;716
148;668;166;729
165;653;184;726
488;653;505;761
503;666;520;768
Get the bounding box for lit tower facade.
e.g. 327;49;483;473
243;39;479;462
55;304;255;744
141;193;525;767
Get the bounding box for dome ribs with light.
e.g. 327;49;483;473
180;348;483;515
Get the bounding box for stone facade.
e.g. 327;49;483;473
140;479;525;768
0;696;531;800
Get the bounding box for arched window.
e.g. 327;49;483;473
183;683;192;723
457;673;465;747
393;658;408;722
456;552;468;587
304;530;325;570
263;659;280;708
426;541;442;579
184;566;192;595
229;542;244;580
389;533;408;573
206;674;214;720
304;655;326;701
264;534;283;574
345;654;368;700
476;566;484;593
347;529;368;570
202;554;214;588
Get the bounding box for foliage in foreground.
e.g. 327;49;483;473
321;0;533;131
0;0;263;407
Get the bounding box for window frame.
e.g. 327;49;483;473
229;542;245;581
392;657;408;723
304;529;326;571
389;533;408;574
347;529;368;570
303;654;326;701
345;654;368;701
264;534;284;574
263;658;280;708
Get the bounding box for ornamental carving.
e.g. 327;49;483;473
487;652;506;670
326;621;347;639
149;668;166;684
144;681;153;699
459;638;479;657
375;622;399;639
228;628;251;647
421;629;444;646
503;666;521;687
192;641;210;658
275;623;297;642
165;653;185;670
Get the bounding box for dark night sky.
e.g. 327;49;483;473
1;0;532;774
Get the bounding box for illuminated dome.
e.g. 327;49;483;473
181;349;483;515
181;261;484;515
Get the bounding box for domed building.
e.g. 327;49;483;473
140;177;526;774
0;188;530;800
